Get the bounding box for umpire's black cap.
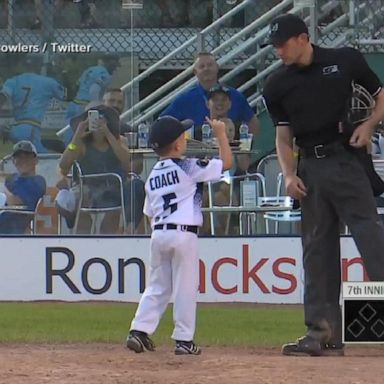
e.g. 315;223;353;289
149;116;193;150
262;13;308;47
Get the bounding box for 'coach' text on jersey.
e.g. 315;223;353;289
149;170;180;190
144;157;222;227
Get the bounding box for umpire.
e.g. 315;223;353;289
262;13;384;356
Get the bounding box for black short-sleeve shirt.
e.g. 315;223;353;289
262;45;382;147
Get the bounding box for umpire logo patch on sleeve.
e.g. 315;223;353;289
196;159;209;168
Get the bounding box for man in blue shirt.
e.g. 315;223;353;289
160;52;259;140
0;140;46;234
64;54;120;145
0;57;66;153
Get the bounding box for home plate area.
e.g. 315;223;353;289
1;344;383;384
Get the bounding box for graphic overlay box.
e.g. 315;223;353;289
343;282;384;343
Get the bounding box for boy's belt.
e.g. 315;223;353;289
153;223;198;234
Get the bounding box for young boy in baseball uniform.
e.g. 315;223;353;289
126;115;232;355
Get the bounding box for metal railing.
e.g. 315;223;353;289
120;0;297;126
1;0;381;136
120;0;350;125
57;0;289;136
119;0;384;126
121;0;250;94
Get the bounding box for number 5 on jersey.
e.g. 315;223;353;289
161;192;178;219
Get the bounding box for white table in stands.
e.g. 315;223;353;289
202;197;293;235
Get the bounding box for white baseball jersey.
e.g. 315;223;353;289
143;157;223;227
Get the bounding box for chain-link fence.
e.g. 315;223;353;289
0;1;382;89
1;1;383;82
0;0;383;139
0;0;273;69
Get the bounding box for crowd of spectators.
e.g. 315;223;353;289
3;35;382;237
0;0;258;29
0;52;258;235
0;0;224;29
0;51;146;235
0;140;46;234
0;41;383;235
161;52;259;141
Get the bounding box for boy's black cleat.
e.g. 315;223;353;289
126;330;155;353
174;340;201;355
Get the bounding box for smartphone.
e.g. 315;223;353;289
88;109;100;131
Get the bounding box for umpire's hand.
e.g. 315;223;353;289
349;121;373;148
285;174;307;200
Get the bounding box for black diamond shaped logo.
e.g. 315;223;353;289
347;319;365;338
371;319;384;338
359;303;377;322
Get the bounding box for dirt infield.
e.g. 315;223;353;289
1;344;384;384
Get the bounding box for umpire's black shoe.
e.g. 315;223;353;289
321;342;345;356
282;336;345;356
282;335;322;356
126;330;155;353
174;340;202;355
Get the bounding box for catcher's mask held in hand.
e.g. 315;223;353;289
341;82;384;196
342;82;375;137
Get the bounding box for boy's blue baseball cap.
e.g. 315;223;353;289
149;115;193;149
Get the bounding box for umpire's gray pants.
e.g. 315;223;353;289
299;146;384;344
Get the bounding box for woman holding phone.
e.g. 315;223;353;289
56;104;130;234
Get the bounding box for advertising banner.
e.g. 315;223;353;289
0;237;366;303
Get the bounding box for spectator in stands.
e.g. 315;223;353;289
370;126;384;212
102;88;124;114
160;51;259;141
371;126;384;158
75;0;99;28
57;88;131;153
207;84;236;141
0;140;46;234
125;153;145;233
31;0;64;29
102;88;132;134
64;54;120;145
32;0;98;29
153;0;191;27
197;83;252;235
56;105;130;234
102;89;142;231
0;56;66;153
204;84;252;234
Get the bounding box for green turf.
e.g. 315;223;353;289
0;302;305;346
